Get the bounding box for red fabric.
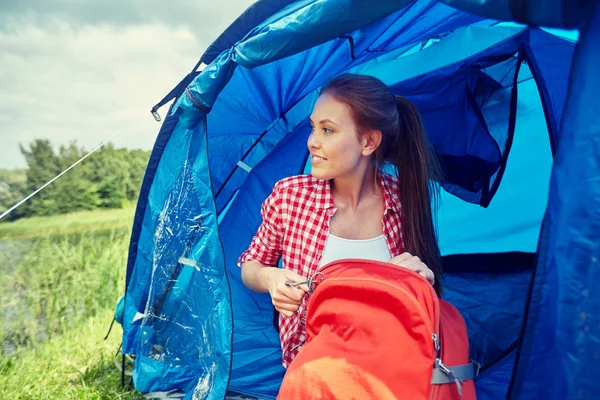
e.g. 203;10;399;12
238;174;404;367
278;260;476;400
431;300;477;399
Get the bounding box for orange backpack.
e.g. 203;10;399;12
278;259;478;400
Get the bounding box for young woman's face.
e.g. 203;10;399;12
308;93;367;180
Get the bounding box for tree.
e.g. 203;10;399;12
7;139;151;220
19;140;62;217
97;176;126;208
0;169;27;220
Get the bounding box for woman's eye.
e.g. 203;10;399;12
323;127;333;134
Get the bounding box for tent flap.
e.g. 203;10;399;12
509;4;600;398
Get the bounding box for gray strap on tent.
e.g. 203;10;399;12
237;161;252;173
431;359;479;396
143;390;186;399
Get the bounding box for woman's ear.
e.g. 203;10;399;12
361;130;382;157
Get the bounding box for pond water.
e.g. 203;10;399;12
0;238;35;357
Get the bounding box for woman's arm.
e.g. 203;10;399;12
241;260;278;292
239;181;308;316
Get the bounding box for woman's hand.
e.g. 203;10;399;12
389;252;435;286
262;268;309;317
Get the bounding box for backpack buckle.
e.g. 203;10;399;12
434;358;452;375
434;358;463;396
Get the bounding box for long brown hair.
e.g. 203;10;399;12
321;73;444;295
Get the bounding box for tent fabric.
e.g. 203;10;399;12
199;24;572;212
125;117;232;400
439;0;588;29
436;74;553;256
122;0;593;399
523;29;575;154
124;113;178;351
509;3;600;399
176;0;417;124
201;0;296;66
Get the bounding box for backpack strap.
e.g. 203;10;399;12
431;359;480;395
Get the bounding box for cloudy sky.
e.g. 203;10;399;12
0;0;255;169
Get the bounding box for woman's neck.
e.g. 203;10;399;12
331;163;378;211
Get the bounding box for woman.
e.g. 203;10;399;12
238;73;443;368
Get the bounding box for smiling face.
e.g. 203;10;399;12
308;93;375;181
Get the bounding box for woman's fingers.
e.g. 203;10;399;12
404;262;434;285
389;253;435;286
389;252;422;266
418;267;435;285
272;298;302;317
277;308;296;318
276;283;305;301
389;252;414;264
283;271;310;293
266;269;309;317
273;301;302;312
272;283;305;316
273;288;303;303
406;260;426;272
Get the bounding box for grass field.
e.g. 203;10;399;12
0;206;136;238
0;207;142;399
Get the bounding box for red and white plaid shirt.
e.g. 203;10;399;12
238;173;404;368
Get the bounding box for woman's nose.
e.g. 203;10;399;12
307;132;320;150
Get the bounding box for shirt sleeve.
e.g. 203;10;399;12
237;182;284;268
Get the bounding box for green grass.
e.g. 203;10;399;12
0;309;141;400
0;206;135;238
1;228;130;351
0;208;140;399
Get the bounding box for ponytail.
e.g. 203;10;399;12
386;96;443;295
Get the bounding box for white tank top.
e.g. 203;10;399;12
318;233;392;268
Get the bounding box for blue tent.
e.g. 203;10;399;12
122;1;600;399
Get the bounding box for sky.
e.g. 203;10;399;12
0;0;255;169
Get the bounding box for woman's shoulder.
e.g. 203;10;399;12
266;175;324;208
273;174;322;193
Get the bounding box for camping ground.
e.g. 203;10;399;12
0;207;141;399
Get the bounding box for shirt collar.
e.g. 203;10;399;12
314;178;336;211
380;172;401;214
